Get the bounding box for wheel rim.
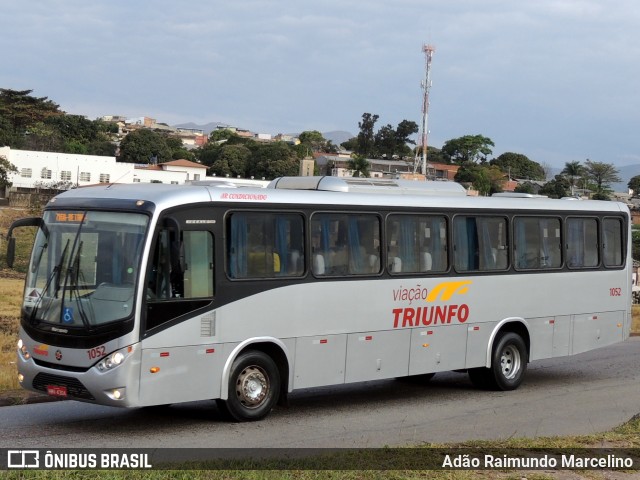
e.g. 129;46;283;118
500;344;521;380
235;365;269;409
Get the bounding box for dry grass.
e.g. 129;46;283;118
0;277;22;390
0;207;37;391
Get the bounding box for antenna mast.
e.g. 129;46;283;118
414;43;435;176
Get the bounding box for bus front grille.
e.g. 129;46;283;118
32;373;95;400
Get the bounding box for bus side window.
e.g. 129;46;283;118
603;217;624;267
566;217;598;268
228;212;304;279
453;216;507;272
514;217;561;270
387;214;447;274
311;213;380;277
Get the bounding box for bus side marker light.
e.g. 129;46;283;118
549;319;555;325
313;339;328;345
422;343;430;348
160;352;170;357
617;323;622;328
150;367;160;374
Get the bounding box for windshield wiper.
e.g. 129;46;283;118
66;241;94;331
29;238;70;324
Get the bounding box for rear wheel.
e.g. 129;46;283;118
217;350;280;422
469;332;527;391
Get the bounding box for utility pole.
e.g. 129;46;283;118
414;43;435;177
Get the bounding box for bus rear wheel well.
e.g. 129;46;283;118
495;321;531;359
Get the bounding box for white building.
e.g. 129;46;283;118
1;147;208;193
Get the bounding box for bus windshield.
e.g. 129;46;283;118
23;210;149;330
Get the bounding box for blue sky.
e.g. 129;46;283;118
2;0;639;169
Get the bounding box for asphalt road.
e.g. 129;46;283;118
0;337;638;449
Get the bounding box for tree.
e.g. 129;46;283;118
347;154;370;178
441;135;494;164
514;182;536;194
165;136;196;161
118;129;172;164
249;142;299;179
561;161;585;196
490;152;545;180
209;144;252;177
340;136;358;152
0;89;63;146
538;175;571;199
0;155;18;191
355;113;379;158
374;124;397;159
628;175;640;197
454;163;504;196
296;130;336;159
209;128;237;143
298;130;326;151
584;159;621;199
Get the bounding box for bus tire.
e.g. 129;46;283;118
219;350;280;422
469;332;527;391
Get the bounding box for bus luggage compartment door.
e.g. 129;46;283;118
409;324;468;375
571;311;624;355
293;334;347;389
344;329;411;383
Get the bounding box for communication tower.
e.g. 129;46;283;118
414;43;435;176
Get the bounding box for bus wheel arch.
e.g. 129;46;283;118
470;320;530;391
218;339;290;421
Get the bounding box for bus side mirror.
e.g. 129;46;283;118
5;216;43;269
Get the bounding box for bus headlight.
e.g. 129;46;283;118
96;347;131;372
17;339;30;360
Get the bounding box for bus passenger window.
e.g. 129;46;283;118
566;218;598;268
387;215;447;274
311;213;381;276
227;212;304;279
453;216;507;272
514;217;562;270
603;218;624;267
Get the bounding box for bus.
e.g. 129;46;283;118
5;176;632;421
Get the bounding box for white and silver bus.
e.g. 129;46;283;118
6;177;632;421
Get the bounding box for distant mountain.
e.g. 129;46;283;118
322;130;354;146
612;164;640;193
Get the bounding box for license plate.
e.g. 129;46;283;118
46;385;68;397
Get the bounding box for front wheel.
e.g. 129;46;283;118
469;332;528;391
217;350;280;422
